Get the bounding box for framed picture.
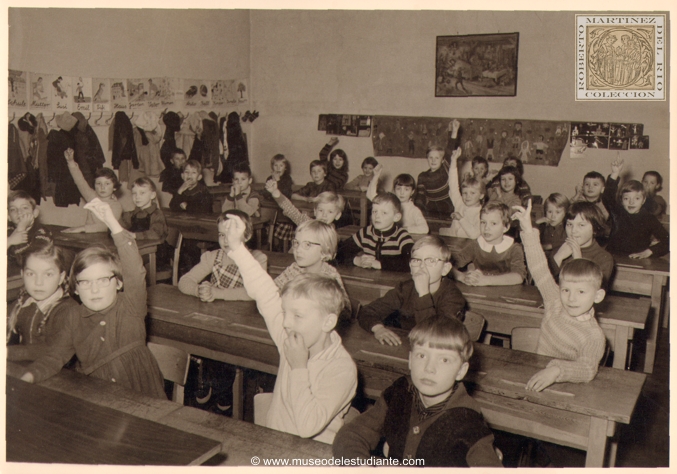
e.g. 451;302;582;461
435;33;519;97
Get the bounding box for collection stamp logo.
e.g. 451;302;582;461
576;14;665;100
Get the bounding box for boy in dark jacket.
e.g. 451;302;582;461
358;235;466;346
168;159;213;214
333;316;502;467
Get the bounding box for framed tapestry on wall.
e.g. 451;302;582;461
435;33;519;97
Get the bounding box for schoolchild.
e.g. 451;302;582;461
440;148;485;239
345;156;379;191
221;163;261;217
168;159;213;214
292;160;337;202
7;190;53;269
159;148;188;195
319;137;349;190
641;170;666;217
119;177;168;241
535;193;569;251
415;145;455;218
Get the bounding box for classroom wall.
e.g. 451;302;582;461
248;10;670;209
8;9;670;224
8;8;251;224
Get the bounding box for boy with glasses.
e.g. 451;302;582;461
357;236;466;346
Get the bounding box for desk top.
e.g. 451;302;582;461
6;361;331;465
47;225;164;251
163;209;268;227
6;375;221;465
262;251;647;329
147;284;645;424
613;253;670;276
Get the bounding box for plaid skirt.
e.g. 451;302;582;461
274;222;296;241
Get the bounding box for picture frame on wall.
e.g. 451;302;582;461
435;32;519;97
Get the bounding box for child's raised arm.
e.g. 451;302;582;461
365;164;383;202
447;147;463;208
268;179;309;226
65;148;98;203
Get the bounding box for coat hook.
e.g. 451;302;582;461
105;113;114;125
129;112;135;120
86;112;92;121
95;112;104;125
47;113;56;124
9;112;16;123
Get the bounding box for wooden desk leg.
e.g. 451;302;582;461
148;252;157;286
612;327;629;370
585;417;609;467
643;275;664;374
360;196;368;227
661;278;669;329
232;368;244;421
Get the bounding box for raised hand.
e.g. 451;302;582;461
610;154;624;179
511;199;533;232
223;214;247;251
64;148;75;163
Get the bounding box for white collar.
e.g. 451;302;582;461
574;307;595;322
477;235;514;253
22;287;64;313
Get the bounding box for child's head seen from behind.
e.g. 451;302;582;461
426;146;445;172
22;243;69;302
280;273;345;352
544;193;570;227
313;192;344;224
582;172;605;201
408;317;472;407
292;220;338;273
618;180;646;215
393;174;416;204
371;192;402;231
559;259;605;318
131;177;158;210
309;160;327;185
217;209;253;252
565;201;606;248
8;190;38;226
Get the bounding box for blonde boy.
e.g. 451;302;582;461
441;148;485;239
223;214;357;444
513;201;606;391
266;178;344;226
453;201;526;286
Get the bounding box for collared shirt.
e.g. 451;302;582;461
477;235;514;253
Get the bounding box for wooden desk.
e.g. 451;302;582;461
6;362;331;465
6;375;221;465
610;254;669;373
47;224;163;285
143;287;645;467
163;209;269;249
343;324;646;468
264;250;409;305
263;250;646;369
338;189;369;227
456;282;649;371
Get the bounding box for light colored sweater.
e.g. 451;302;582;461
178;248;267;300
400;200;429;235
68;160;123;232
521;228;606;384
441;160;481;239
229;244;357;444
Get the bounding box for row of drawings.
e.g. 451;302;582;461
8;70;249;112
370;116;570;167
570;122;649;150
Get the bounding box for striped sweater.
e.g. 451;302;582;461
521;228;606;384
337;224;414;272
